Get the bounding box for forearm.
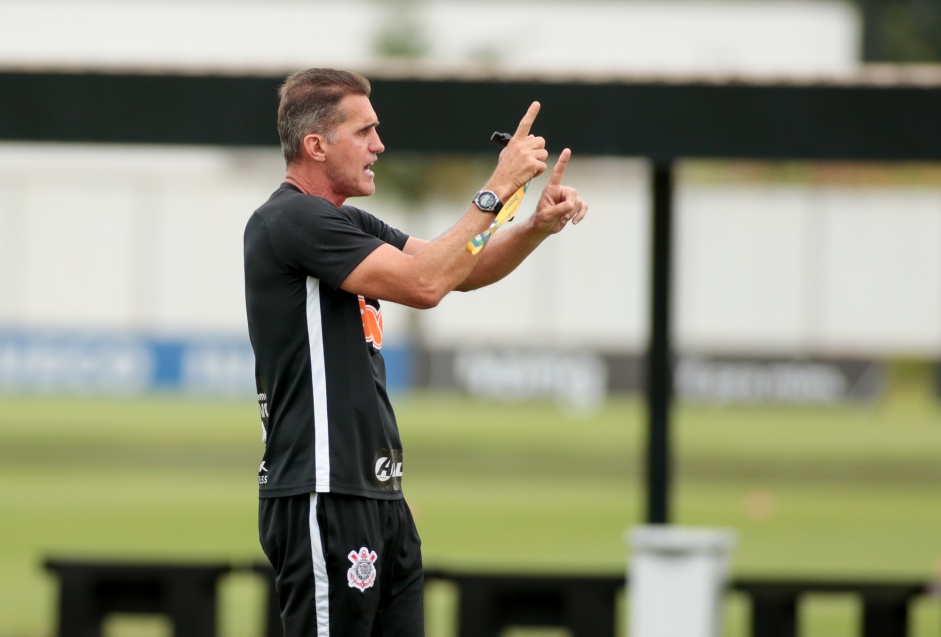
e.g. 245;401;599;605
405;205;504;303
455;215;549;291
394;179;539;306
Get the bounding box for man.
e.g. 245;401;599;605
244;68;587;637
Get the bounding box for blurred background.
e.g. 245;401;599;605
1;1;941;636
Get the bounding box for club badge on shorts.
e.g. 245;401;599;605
347;547;378;592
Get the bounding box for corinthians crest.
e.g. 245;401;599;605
347;547;378;592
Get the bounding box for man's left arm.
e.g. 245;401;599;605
403;149;588;291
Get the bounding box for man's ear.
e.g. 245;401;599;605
302;134;328;162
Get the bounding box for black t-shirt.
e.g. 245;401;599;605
244;183;409;500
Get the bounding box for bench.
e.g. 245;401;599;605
45;559;934;637
45;559;232;637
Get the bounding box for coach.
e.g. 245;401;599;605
243;67;587;637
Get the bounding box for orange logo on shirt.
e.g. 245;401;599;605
358;295;383;350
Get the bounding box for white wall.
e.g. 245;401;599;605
0;144;283;333
1;143;940;357
0;0;859;75
675;181;941;356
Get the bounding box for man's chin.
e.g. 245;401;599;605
347;192;375;201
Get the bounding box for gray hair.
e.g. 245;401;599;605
277;68;372;164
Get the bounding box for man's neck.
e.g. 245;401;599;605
284;169;344;207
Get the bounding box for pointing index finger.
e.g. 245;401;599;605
547;148;572;186
513;101;541;140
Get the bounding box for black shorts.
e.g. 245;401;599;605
259;492;424;637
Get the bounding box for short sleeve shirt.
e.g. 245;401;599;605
244;183;409;499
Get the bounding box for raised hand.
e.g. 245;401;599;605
533;148;588;234
489;102;550;198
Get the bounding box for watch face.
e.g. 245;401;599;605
477;191;498;210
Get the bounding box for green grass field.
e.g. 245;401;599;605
2;391;941;636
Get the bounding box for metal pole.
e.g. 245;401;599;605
861;0;884;62
646;161;674;525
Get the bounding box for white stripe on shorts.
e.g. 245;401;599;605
309;494;330;636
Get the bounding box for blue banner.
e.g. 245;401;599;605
0;329;412;396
